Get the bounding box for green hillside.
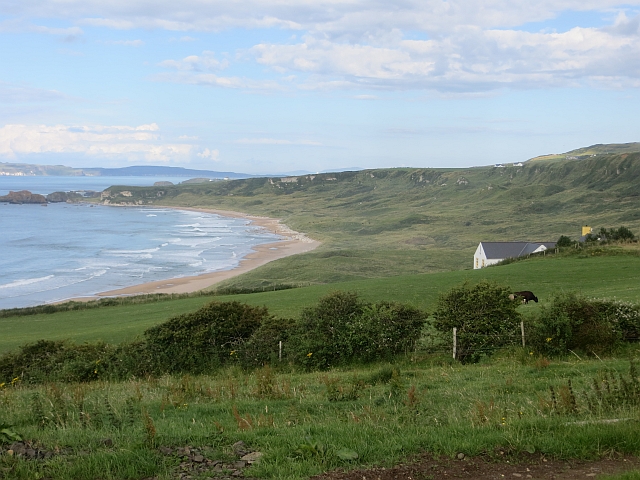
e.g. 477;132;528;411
98;151;640;289
528;142;640;163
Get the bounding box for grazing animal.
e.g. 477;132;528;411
513;291;538;304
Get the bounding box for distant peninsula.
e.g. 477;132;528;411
0;163;255;179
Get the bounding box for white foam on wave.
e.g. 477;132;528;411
0;275;55;290
146;214;157;217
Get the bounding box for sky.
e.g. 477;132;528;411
1;1;640;175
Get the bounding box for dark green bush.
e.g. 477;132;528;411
290;291;364;370
529;294;625;357
432;281;521;363
289;291;427;370
0;340;122;384
239;317;297;369
144;300;269;374
556;235;574;247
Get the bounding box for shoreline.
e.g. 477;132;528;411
70;206;320;301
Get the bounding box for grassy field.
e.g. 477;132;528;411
1;351;639;479
2;249;640;354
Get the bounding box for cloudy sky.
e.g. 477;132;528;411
1;1;640;174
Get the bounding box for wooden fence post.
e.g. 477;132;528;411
279;341;282;362
453;327;457;360
521;321;525;348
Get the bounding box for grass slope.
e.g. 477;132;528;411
3;251;640;354
2;353;640;479
96;152;640;290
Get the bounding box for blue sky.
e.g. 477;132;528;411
1;1;640;175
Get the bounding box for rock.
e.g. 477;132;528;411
192;454;204;463
9;442;26;455
232;441;250;457
159;447;173;455
101;438;113;447
240;452;263;464
0;190;47;204
457;453;465;460
233;460;247;469
231;470;244;477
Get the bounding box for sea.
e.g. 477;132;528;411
0;176;282;309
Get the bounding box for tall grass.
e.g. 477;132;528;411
1;352;639;479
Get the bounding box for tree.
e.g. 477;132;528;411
432;281;521;363
556;235;574;248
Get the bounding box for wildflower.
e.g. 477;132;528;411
11;377;20;386
230;350;236;356
307;352;313;357
0;382;5;389
529;352;534;355
546;337;552;342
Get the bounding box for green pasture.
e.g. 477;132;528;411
3;253;640;354
2;352;640;479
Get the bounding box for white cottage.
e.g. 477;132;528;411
474;241;557;269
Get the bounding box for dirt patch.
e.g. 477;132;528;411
310;453;640;480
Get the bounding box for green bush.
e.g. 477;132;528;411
432;281;521;363
529;294;626;357
239;316;297;368
144;300;269;374
556;235;574;248
289;291;427;370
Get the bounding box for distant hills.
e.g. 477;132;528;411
0;163;255;179
2;142;640;178
528;142;640;163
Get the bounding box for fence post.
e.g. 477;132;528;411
520;321;525;348
279;341;282;362
453;327;457;360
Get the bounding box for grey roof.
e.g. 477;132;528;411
480;241;557;260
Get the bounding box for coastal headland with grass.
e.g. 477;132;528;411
2;146;640;479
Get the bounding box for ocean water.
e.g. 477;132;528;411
0;177;282;309
0;175;195;196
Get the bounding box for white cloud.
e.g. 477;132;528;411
104;39;144;46
152;72;283;91
0;19;83;39
4;1;638;36
0;123;193;162
0;83;66;103
158;51;228;71
235;138;322;146
5;1;640;92
250;20;640;91
197;148;220;161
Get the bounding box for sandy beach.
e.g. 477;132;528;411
88;207;320;298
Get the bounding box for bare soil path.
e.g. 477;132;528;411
310;453;640;480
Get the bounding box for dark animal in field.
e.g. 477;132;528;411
512;291;538;304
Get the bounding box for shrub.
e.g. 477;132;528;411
528;294;625;357
289;291;427;370
432;281;521;363
556;235;574;248
290;291;364;370
239;317;297;369
144;300;269;374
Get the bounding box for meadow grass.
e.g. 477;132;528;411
1;351;639;479
3;253;640;354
